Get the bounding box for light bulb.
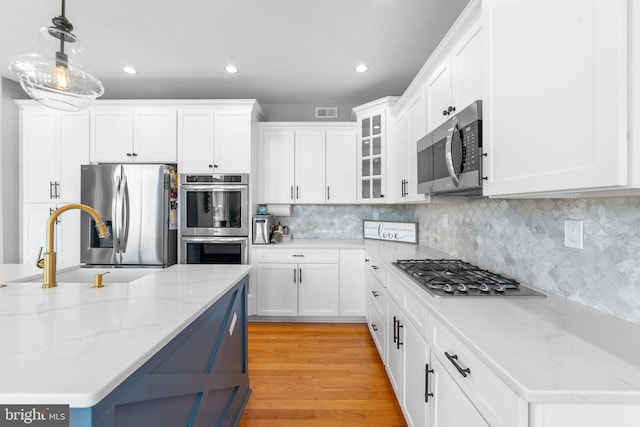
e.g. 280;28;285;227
52;65;71;90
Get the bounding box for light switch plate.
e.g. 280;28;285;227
564;219;583;249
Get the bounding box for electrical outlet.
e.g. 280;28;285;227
564;219;583;249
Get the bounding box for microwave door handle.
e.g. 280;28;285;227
445;116;460;187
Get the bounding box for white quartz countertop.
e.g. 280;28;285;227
362;239;640;405
0;264;251;407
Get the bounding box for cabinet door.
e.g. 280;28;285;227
58;112;89;202
298;263;339;316
23;204;53;264
404;321;430;427
294;130;326;204
392;113;408;202
426;60;453;132
259;129;295;203
91;108;134;163
387;300;404;401
134;109;177;162
339;249;365;316
256;263;298;316
358;114;386;202
483;0;627;195
451;20;483;113
22;112;57;202
56;207;81;265
431;356;489;427
325;129;357;204
406;92;427;200
214;111;252;173
178;110;215;174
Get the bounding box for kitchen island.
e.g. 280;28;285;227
0;264;251;426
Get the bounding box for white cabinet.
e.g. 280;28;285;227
258;124;357;204
178;108;253;174
367;258;388;362
403;319;430;427
254;249;339;317
426;18;482;133
91;106;177;163
387;297;405;403
483;0;631;196
294;130;326;203
353;97;399;203
430;356;489;427
22;109;89;203
391;91;428;203
23;203;81;265
326;130;357;203
339;249;365;316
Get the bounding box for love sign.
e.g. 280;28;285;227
363;220;418;244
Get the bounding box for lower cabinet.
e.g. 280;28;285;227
404;320;430;427
70;277;249;426
430;356;489;427
387;298;405;402
22;203;81;265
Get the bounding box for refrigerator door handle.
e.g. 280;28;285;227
112;174;121;255
120;173;130;253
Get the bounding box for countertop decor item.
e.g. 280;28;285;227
8;0;104;111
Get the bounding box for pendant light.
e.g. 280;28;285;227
8;0;104;112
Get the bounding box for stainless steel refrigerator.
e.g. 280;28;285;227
80;164;178;266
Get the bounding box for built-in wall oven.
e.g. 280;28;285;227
179;174;249;264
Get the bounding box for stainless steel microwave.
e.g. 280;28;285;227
417;100;483;196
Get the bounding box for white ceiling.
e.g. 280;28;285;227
0;0;470;105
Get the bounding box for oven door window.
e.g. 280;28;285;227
185;190;243;229
185;242;243;264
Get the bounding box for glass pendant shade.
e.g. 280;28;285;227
9;27;104;112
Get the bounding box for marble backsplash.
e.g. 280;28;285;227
276;197;640;326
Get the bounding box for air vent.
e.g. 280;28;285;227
315;107;338;119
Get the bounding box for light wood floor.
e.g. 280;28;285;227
238;322;407;427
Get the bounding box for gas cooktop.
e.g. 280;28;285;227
393;259;545;298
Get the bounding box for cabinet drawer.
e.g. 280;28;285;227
403;285;430;340
431;316;527;427
368;260;387;287
368;302;386;362
369;270;387;316
259;249;338;263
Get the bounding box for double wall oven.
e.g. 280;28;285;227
179;174;249;264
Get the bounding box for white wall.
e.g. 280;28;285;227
1;77;26;263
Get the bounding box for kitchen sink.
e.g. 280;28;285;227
18;267;161;284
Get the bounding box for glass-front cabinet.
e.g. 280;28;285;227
353;97;399;204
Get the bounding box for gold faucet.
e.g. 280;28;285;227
37;203;110;288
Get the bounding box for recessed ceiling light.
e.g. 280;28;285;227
355;64;368;73
225;65;238;74
122;66;138;75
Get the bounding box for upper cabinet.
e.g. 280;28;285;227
353;97;399;204
426;18;483;133
483;0;635;197
90;105;177;163
258;123;357;205
178;102;259;174
21;108;89;203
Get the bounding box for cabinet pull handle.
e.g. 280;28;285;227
396;321;403;349
213;164;218;168
327;186;330;200
371;290;379;297
393;316;398;344
292;254;305;257
371;323;378;332
208;164;214;168
364;259;370;263
293;268;297;284
442;109;449;116
49;182;54;199
132;153;138;157
55;182;60;199
445;351;471;377
299;267;302;284
290;186;294;200
425;364;434;402
372;265;379;270
126;153;132;157
296;186;299;199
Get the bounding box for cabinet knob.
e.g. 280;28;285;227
213;164;218;168
126;153;132;157
208;164;214;168
448;106;456;113
132;153;138;157
442;110;449;116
